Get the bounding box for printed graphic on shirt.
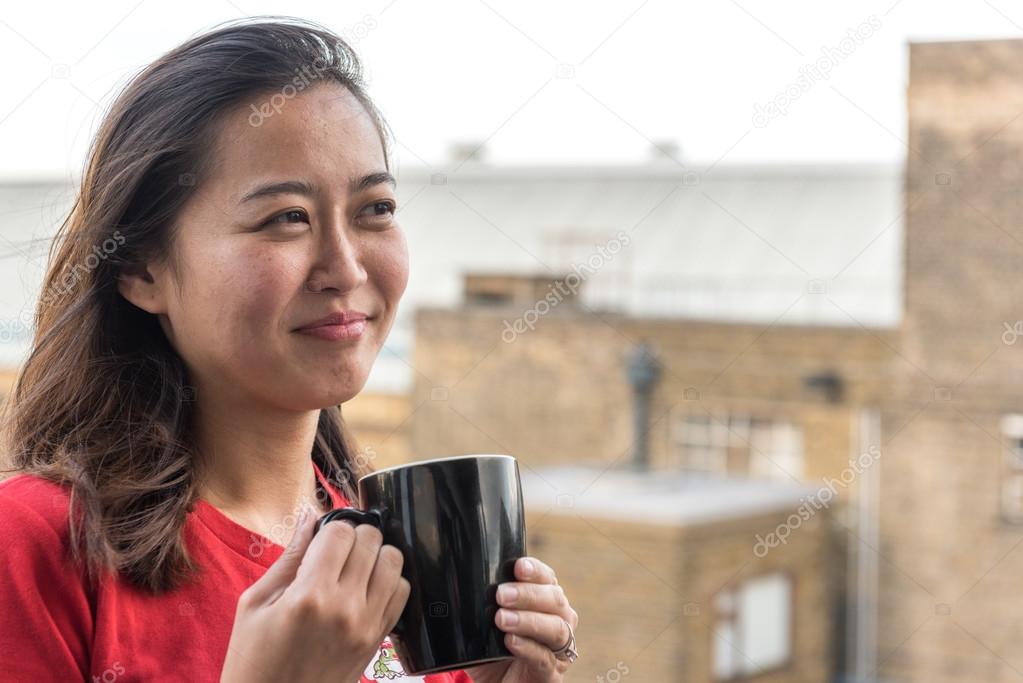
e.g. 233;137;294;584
361;637;427;682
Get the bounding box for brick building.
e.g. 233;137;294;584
405;281;881;683
872;38;1023;683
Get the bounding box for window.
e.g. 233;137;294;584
750;419;804;481
671;410;803;480
465;291;513;307
672;413;729;475
713;573;793;680
1000;415;1023;522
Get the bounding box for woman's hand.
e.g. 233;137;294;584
463;556;579;683
219;506;412;683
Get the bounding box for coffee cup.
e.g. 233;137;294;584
314;454;526;674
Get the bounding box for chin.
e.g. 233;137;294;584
288;356;374;407
322;377;369;406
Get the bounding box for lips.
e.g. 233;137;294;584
294;310;370;331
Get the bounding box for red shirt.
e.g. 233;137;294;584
0;462;474;683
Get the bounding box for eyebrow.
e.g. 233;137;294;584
238;172;396;204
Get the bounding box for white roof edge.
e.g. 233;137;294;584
523;488;817;528
395;160;904;182
518;465;825;528
417;304;903;332
0;161;904;187
0;172;78;185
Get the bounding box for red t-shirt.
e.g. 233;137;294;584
0;462;474;683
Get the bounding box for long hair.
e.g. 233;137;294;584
0;16;389;594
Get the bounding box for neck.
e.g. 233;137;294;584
193;388;330;546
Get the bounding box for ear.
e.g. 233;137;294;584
117;260;170;315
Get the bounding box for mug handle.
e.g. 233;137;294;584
314;506;384;536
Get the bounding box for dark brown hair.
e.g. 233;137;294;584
0;16;390;594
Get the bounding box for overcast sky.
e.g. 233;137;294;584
1;0;1021;176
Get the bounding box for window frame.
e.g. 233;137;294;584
709;569;797;682
670;408;804;481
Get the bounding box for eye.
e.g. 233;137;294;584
358;200;397;227
263;209;310;228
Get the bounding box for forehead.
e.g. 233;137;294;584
203;82;385;199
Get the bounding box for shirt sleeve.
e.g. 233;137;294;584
0;491;93;681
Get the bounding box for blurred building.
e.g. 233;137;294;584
872;38;1023;683
383;149;901;683
0;369;15;398
521;466;839;683
405;270;883;683
369;37;1023;683
373;106;900;683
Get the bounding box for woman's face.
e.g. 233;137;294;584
137;82;407;411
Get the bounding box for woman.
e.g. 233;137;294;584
0;17;578;682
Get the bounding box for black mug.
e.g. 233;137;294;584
314;454;526;675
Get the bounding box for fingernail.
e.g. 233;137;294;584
500;609;519;626
521;558;534;576
498;585;519;604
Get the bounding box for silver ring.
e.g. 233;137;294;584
550;620;578;663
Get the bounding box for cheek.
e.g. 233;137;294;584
366;230;409;304
185;244;303;355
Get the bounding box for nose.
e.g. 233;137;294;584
305;216;368;294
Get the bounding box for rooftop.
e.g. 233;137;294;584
0;162;904;394
519;463;822;527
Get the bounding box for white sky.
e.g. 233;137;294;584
0;0;1021;175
